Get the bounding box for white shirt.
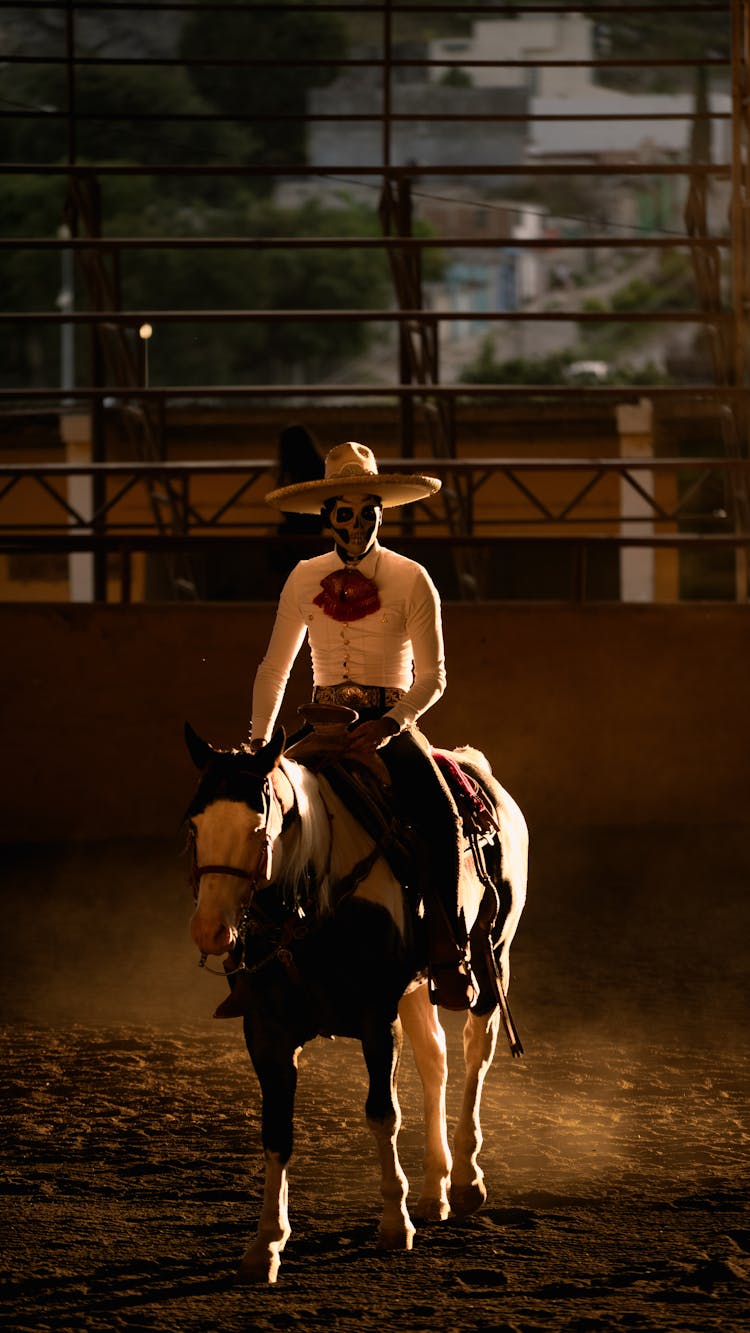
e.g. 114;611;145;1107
251;541;446;740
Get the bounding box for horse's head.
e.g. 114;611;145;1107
184;722;288;958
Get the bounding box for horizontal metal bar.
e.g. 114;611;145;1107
0;517;731;534
4;54;730;68
0;236;731;251
1;161;729;177
2;309;731;324
3;533;747;553
0;111;732;124
0;384;743;400
0;3;729;14
0;3;730;13
4;458;748;478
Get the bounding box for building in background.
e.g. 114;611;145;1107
428;11;594;98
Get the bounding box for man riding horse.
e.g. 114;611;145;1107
249;441;484;1011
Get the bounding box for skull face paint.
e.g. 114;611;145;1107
325;492;382;563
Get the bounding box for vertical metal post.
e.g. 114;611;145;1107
382;0;416;480
730;0;750;599
86;175;109;602
731;0;745;389
398;178;416;482
63;0;95;603
156;392;167;460
382;0;391;172
64;0;76;167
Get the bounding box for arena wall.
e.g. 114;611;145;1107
2;603;748;843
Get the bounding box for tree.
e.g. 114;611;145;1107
1;62;254;187
585;2;730;93
0;182;393;388
179;0;348;167
459;337;669;387
0;31;390;390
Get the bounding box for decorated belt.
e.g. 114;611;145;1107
313;683;404;711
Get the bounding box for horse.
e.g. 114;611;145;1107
185;720;527;1284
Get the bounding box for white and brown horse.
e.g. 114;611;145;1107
185;722;527;1284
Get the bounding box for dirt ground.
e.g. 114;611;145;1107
1;829;749;1333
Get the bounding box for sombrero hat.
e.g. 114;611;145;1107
264;441;441;514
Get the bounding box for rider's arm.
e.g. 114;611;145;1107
250;567;308;746
386;564;446;733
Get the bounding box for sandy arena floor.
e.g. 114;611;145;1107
1;831;748;1332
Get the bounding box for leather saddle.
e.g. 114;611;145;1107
286;704;497;845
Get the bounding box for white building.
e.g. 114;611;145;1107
528;91;732;163
429;12;594;99
429;13;731;166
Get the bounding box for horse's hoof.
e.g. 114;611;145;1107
376;1225;415;1252
412;1195;450;1223
237;1247;282;1285
449;1181;487;1216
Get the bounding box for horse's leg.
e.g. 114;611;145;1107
398;984;452;1221
238;1038;298;1284
239;1148;290;1285
362;1013;415;1251
450;1007;500;1215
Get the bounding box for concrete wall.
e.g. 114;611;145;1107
2;603;748;842
308;83;527;174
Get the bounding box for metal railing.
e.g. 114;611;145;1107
1;1;747;600
2;455;747;602
1;455;747;533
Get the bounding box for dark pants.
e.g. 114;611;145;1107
353;714;468;959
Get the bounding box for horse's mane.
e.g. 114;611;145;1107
276;757;382;918
275;758;324;885
275;759;340;913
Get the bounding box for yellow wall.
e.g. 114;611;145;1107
2;602;747;841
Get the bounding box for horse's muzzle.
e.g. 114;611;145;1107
190;909;237;957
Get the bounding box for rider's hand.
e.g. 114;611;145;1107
345;716;400;757
249;737;266;753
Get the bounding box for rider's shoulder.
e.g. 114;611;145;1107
288;550;339;579
279;551;338;599
378;545;435;586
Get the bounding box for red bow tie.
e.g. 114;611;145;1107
313;568;381;622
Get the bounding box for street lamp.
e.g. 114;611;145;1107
139;322;153;388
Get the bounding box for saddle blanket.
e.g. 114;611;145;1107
432;750;498;836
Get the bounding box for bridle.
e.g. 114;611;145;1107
191;834;273;902
189;772;292;974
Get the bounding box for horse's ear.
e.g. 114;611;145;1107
184;721;214;770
